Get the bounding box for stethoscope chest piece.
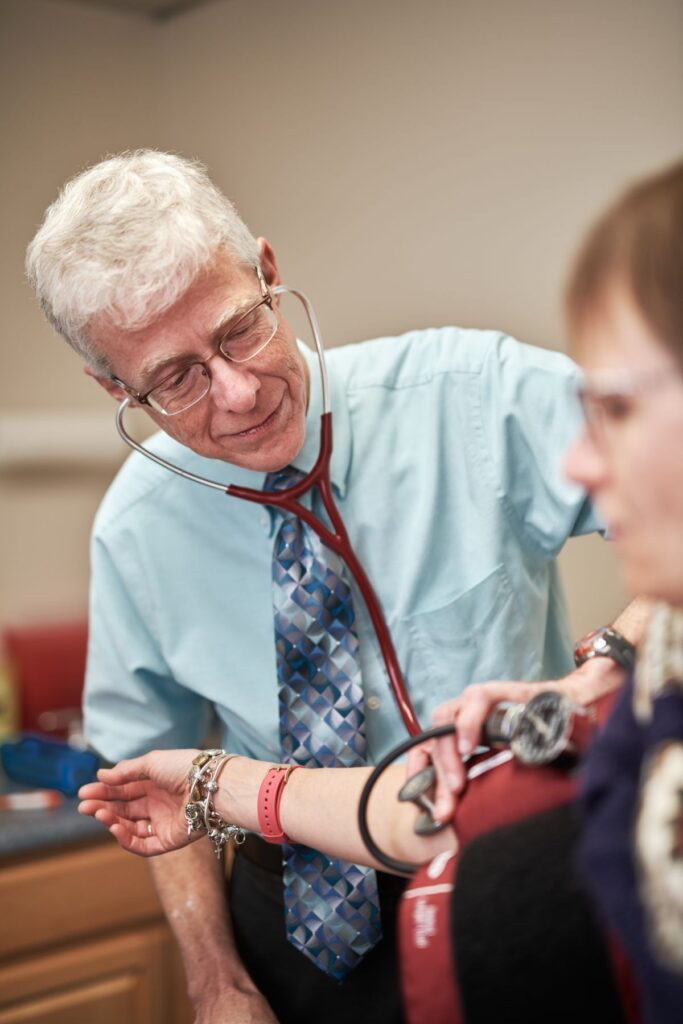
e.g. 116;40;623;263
398;764;447;836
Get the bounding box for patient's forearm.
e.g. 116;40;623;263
216;759;455;873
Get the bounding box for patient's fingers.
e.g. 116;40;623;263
78;779;150;803
88;807;169;855
97;756;151;785
93;807;135;831
108;822;167;857
96;750;198;794
78;794;149;822
95;811;155;839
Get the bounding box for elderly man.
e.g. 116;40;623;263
27;150;642;1024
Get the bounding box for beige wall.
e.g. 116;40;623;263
1;0;155;625
2;0;682;636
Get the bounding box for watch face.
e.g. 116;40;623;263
510;691;572;765
574;626;636;670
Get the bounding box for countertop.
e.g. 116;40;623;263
0;770;105;861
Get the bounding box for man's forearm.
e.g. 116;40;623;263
569;596;651;701
611;596;652;646
148;839;255;1004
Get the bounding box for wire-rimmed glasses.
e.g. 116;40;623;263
111;266;279;416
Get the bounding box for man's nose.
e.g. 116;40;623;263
209;354;261;414
563;427;607;493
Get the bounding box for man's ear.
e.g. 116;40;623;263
83;364;129;403
257;237;282;288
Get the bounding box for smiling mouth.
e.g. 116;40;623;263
231;401;282;438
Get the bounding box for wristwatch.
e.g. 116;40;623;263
573;625;636;672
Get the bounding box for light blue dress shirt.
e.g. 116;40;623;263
84;327;600;763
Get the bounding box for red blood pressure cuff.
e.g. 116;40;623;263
399;745;639;1024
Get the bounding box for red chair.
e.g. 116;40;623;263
2;621;88;737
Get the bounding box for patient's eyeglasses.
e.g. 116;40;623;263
111;266;278;416
577;366;680;443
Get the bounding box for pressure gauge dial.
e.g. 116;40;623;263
509;690;575;765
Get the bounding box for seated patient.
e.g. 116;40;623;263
80;159;683;1023
563;159;683;1024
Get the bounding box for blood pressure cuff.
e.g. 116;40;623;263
399;753;640;1024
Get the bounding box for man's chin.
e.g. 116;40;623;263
249;443;305;474
218;432;306;473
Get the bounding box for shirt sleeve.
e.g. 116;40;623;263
477;333;603;558
84;528;211;763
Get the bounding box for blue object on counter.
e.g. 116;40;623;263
1;733;100;796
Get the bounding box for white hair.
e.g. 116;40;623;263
25;150;260;374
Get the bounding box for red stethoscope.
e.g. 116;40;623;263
115;283;422;737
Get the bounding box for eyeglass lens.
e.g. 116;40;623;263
147;303;278;415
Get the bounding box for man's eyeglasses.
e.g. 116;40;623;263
111;266;278;417
577;366;679;443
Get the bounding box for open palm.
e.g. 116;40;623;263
78;748;200;856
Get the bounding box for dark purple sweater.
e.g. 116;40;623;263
580;674;683;1023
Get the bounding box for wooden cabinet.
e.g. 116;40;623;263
0;839;194;1024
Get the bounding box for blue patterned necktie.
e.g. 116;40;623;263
264;465;382;981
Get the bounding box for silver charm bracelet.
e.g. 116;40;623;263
185;749;246;857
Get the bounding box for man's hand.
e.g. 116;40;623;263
78;748;200;855
82;755;280;1021
407;657;626;823
192;980;279;1024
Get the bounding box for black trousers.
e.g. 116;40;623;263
228;836;407;1024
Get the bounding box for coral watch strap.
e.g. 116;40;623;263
257;765;302;844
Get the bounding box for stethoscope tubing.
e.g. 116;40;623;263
357;723;456;876
115;283;421;737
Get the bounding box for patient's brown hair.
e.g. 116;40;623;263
566;159;683;363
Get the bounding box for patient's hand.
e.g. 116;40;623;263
78;749;199;856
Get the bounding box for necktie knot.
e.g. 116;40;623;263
263;465;306;493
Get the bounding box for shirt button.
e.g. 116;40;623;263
260;515;269;529
367;696;381;711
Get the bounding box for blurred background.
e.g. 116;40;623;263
1;0;682;664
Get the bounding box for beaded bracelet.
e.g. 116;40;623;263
185;749;246;857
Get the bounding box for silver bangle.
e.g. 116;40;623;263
185;749;246;857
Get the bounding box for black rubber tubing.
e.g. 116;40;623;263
357;723;456;875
